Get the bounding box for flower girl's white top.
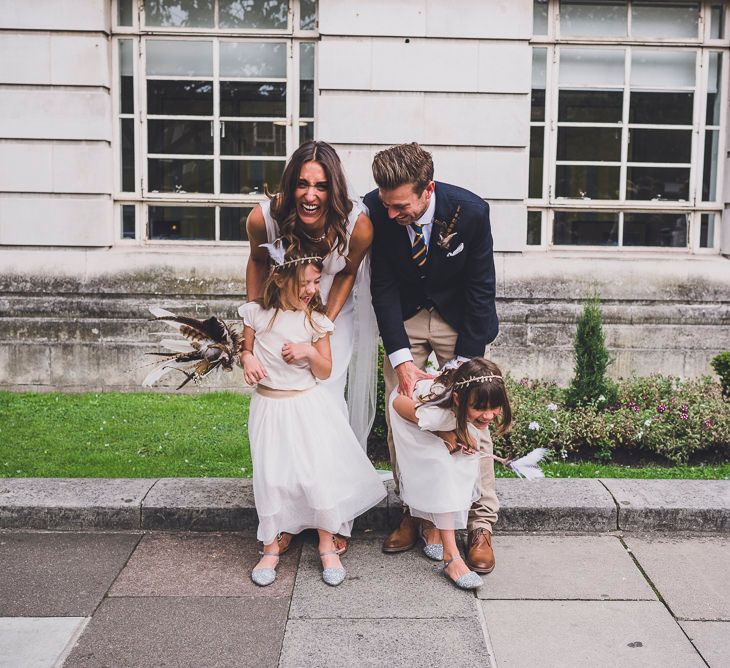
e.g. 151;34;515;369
239;302;334;391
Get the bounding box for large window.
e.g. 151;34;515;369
113;0;317;243
529;0;727;252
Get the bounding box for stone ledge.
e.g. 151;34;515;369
0;478;728;533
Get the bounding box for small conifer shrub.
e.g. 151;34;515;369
710;352;730;398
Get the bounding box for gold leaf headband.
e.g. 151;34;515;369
453;374;503;389
275;255;322;269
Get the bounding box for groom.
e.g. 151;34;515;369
364;142;500;573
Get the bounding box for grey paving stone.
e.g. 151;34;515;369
603;479;730;531
0;617;87;668
289;537;476;619
481;600;705;668
279;617;492;668
64;597;288;668
680;621;730;668
476;535;654;600
0;531;140;616
141;477;257;531
495;479;617;532
0;478;153;530
624;535;730;620
109;531;298;598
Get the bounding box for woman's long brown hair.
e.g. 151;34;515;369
269;141;352;256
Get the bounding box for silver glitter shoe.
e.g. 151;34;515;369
251;553;279;587
419;524;444;561
443;555;483;590
319;549;346;587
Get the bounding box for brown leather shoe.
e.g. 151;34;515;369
333;534;349;556
276;532;293;555
466;528;495;574
382;512;420;553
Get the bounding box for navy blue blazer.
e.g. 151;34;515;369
365;181;499;359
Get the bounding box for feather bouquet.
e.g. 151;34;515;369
479;448;549;480
142;307;243;389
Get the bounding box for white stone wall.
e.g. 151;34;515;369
0;0;113;246
317;0;532;252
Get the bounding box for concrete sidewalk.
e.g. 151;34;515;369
1;528;728;667
1;477;729;533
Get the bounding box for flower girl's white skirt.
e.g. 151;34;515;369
249;384;386;545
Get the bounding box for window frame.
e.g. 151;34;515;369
111;0;318;246
529;0;728;253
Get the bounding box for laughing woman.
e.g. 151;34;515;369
245;140;378;456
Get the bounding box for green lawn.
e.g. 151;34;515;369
1;391;728;479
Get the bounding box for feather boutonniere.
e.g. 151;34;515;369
434;205;461;251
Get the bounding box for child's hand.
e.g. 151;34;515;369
434;430;476;456
281;341;312;365
241;351;267;385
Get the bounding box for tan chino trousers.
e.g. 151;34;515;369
383;308;499;532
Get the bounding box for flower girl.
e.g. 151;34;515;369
389;357;512;590
239;241;385;587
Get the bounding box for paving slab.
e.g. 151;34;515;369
64;597;289;668
476;535;654;600
141;477;257;531
680;621;730;667
624;535;730;620
0;478;154;530
603;479;730;531
0;617;87;668
494;479;617;532
279;616;492;668
289;537;476;619
110;531;298;598
0;531;140;616
481;600;705;668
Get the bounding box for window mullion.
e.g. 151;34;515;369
620;47;630;205
692;48;706;208
213;38;221;198
547;45;559;205
287;38;297;155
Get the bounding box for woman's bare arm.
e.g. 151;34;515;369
245;205;271;301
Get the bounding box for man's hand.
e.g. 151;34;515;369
241;351;267;385
395;360;434;397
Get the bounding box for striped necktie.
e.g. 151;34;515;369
410;222;428;275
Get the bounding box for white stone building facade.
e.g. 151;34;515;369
0;0;728;390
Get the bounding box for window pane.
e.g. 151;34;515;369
144;0;214;28
560;1;627;37
702;130;720;201
626;167;689;200
219;0;288;29
558;90;623;122
121;205;136;239
220;160;285;194
300;0;317;30
553;211;619;246
557;127;621;161
299;122;314;144
527;211;542;245
629;92;693;124
631;2;699;39
623;213;687;247
533;0;548;34
147;81;213;116
710;4;724;39
628;129;691;163
146;40;213;77
706;53;722;126
529;126;544;199
700;213;716;248
556;165;620;199
148;120;213;155
559;48;625;86
221;122;287;156
220;42;287;78
532;47;547;89
531;90;546;122
118;0;134;26
120;40;134;114
220;82;286;117
631;50;695;88
148;206;215;240
220;207;252;241
300;42;315;117
148;158;213;193
121;118;135;192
